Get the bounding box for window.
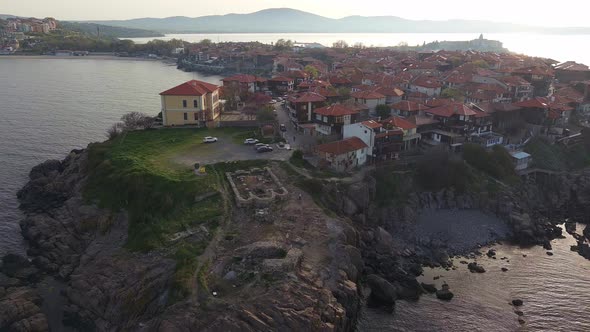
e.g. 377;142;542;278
194;112;198;121
316;114;322;120
182;100;187;108
193;100;198;108
183;112;188;120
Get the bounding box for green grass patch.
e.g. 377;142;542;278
525;137;590;171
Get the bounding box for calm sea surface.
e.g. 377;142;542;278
127;32;590;65
0;57;222;256
1;57;589;331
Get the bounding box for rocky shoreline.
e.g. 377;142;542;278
2;147;590;331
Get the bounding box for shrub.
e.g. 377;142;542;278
415;150;473;192
463;144;516;180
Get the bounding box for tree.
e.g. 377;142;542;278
120;112;154;130
274;39;294;51
332;40;348;48
337;87;351;100
353;42;365;49
441;88;465;101
375;104;391;119
256;107;275;123
304;65;319;79
199;39;212;46
472;60;490;69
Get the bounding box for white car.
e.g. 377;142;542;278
203;136;218;143
284;144;291;150
244;138;259;145
270;99;277;104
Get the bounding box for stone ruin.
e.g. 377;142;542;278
226;167;289;207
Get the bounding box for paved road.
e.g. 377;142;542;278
274;102;312;151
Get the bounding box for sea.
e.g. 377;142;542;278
126;32;590;66
1;32;590;330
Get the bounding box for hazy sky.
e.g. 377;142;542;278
2;0;589;27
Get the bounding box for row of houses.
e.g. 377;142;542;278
159;45;590;173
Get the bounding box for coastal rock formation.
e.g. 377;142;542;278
16;151;362;331
0;254;48;332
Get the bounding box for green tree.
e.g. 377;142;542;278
304;65;319;79
375;104;391;119
472;60;490;69
256;107;275;122
441;88;465;101
337;87;351;100
199;39;212;46
274;39;294;51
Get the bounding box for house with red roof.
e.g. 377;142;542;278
313;104;362;136
422;102;499;148
222;74;266;93
512;66;555;97
267;76;294;94
342;120;405;161
409;76;443;97
390;100;429;117
351;90;386;115
554;61;590;83
498;76;534;102
315;137;368;172
160;80;221;126
381;116;421;150
287;92;327;124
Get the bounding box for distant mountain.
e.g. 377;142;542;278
84;8;590;34
59;22;164;38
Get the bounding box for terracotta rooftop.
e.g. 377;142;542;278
316;137;368;155
222;74;265;83
361;120;383;129
425;102;478;117
291;92;326;103
160;80;218;96
351;90;386;99
382;116;417;130
390;100;429;112
314;104;359;117
269;76;294;82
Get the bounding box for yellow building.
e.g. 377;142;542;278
160;80;221;126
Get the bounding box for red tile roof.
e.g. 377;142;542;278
316;137;368;155
269;76;294;82
412;77;443;88
513;97;550;109
160;80;219;96
351;90;386;99
390;100;429;112
361;120;383;129
425;102;478;117
291;92;326;103
554;61;590;72
423;98;453;108
382;116;417;130
314;104;359;117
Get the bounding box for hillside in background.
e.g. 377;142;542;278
84;8;590;34
59;21;163;38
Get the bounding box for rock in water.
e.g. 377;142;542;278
366;274;397;306
565;221;576;234
421;283;437;293
486;249;496;258
436;283;454;301
512;299;524;306
467;262;486;273
546;252;554;256
584;225;590;241
501;267;509;272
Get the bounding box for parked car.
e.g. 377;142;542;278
257;145;273;153
284;144;291;150
277;142;285;148
280;124;287;132
244;138;259;145
254;143;267;149
203;136;218;143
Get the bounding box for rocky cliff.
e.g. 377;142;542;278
5;150;363;331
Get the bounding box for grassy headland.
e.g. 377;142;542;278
83;127;258;296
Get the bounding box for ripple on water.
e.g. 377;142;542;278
358;224;590;332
